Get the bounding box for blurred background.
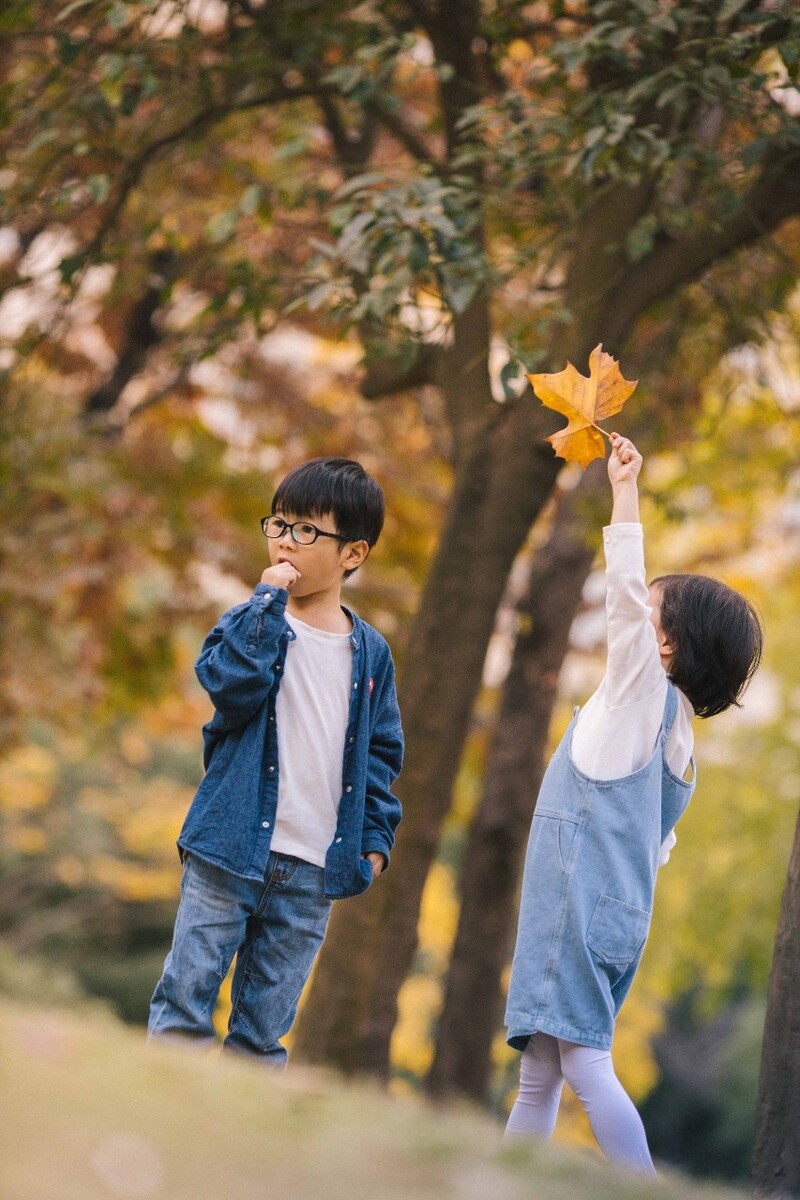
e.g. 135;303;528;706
1;1;799;1190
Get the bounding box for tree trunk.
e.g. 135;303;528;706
294;162;800;1077
292;310;586;1073
752;803;800;1197
426;463;604;1100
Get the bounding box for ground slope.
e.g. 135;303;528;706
0;1002;747;1200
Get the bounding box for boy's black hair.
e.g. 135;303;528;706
651;574;763;719
271;457;384;576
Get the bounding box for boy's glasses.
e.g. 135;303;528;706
260;516;348;546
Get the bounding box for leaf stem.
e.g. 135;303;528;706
591;421;612;442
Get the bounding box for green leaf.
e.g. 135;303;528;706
625;215;658;263
741;136;769;168
204;210;238;244
23;128;59;156
87;174;111;203
102;53;126;83
305;282;335;313
56;0;95;21
58;254;84;283
107;2;129;31
334;172;387;201
240;185;262;216
500;358;520;402
55;33;85;64
719;0;751;21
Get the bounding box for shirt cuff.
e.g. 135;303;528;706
603;522;643;538
658;829;678;866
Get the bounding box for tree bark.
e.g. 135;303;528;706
753;803;800;1197
426;463;604;1100
294;118;800;1084
292;305;571;1073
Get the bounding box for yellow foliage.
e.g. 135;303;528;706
118;728;153;767
7;826;48;854
87;855;180;902
77;787;129;823
506;38;535;62
613;992;663;1101
55;856;87;888
0;745;57;811
391;974;442;1079
119;779;193;858
491;1030;516;1071
213;969;234;1040
416;862;459;972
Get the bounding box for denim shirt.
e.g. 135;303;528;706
178;583;404;899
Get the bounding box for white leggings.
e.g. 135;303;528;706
504;1033;656;1176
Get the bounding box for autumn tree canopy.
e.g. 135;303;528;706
2;12;800;1180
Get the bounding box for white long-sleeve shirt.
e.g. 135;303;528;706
570;523;694;863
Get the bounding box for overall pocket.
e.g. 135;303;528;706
529;812;580;873
586;893;651;967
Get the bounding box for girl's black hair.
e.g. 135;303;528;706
651;574;763;719
271;458;384;575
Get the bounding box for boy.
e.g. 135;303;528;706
148;457;403;1063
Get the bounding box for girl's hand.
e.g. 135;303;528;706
608;433;642;486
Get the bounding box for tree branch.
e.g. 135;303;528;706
317;95;380;173
83;249;177;418
362;95;443;166
359;343;441;399
81;81;330;265
606;146;800;334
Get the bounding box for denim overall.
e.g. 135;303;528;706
505;682;695;1051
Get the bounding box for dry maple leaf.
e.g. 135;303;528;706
527;343;638;468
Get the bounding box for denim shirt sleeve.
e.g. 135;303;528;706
361;650;404;863
195;584;288;732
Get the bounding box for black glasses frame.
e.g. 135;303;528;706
260;515;349;546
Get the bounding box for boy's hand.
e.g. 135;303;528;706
608;432;642;485
362;851;386;878
261;562;301;590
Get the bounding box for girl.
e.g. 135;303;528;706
504;433;762;1174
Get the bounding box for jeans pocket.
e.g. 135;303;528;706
586;893;650;967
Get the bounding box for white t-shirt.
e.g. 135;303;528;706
570;523;694;864
270;613;353;868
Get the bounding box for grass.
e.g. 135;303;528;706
0;1000;749;1200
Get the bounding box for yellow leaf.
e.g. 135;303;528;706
506;38;534;62
528;343;638;468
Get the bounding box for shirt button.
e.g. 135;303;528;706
353;682;358;689
349;737;355;744
262;821;270;829
268;765;275;772
345;785;352;793
335;837;342;844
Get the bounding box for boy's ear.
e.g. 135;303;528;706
340;539;370;572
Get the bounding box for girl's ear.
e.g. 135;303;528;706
341;539;369;572
657;628;675;665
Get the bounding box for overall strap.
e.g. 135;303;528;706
661;680;679;740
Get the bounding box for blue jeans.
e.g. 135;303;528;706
148;851;332;1065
